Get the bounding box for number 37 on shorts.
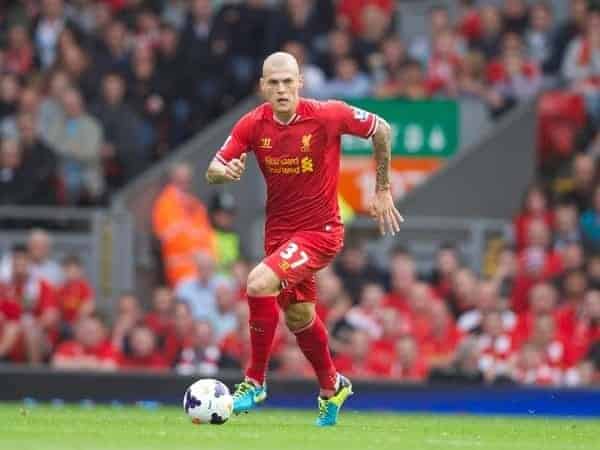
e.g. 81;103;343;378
264;228;344;287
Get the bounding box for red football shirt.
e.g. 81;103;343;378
57;279;94;324
216;99;378;237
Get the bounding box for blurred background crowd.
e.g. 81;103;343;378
1;0;600;387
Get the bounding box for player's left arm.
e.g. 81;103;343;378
369;117;404;236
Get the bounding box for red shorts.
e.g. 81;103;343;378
263;225;344;309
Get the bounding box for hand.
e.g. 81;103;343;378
368;189;404;236
224;153;247;181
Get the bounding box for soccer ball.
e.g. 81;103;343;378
183;379;233;425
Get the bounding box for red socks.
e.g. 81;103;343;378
245;294;279;385
294;316;337;391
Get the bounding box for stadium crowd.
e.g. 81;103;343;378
2;0;596;207
2;0;600;386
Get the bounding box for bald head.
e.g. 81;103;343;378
262;52;300;77
260;52;303;121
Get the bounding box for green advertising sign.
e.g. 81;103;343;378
342;99;459;158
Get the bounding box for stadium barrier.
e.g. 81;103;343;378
1;365;599;417
0;206;134;308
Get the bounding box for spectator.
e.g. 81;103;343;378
90;71;148;190
143;286;175;349
458;280;516;334
514;184;554;251
175;252;229;321
152;162;217;286
0;73;21;120
528;314;569;369
545;0;588;74
34;0;71;69
333;329;377;378
337;0;394;38
345;282;385;339
389;334;428;381
502;0;530;35
447;268;478;318
5;244;59;364
163;302;195;365
316;28;356;79
426;29;463;97
526;2;555;72
118;325;168;372
473;5;504;59
38;70;70;141
428;243;461;300
371;35;407;98
476;311;516;381
397;59;429;100
161;0;188;30
457;0;482;45
93;19;132;78
212;280;239;340
334;242;382;304
46;87;104;204
409;4;452;65
581;184;600;251
316;56;371;99
557;269;588;334
565;289;600;366
562;154;597;214
0;287;23;363
276;342;314;377
382;248;418;313
52;315;118;371
208;191;241;273
510;341;560;384
0;139;29;205
4;23;36;76
25;229;63;286
428;336;484;385
553;202;581;251
420;302;463;368
176;320;221;375
111;292;143;353
56;254;95;328
219;302;251;370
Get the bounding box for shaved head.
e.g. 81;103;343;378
260;52;303;121
262;52;300;77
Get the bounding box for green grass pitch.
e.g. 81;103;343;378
2;403;599;450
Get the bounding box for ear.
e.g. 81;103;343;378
259;77;266;99
298;73;304;90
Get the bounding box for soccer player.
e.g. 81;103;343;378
206;52;403;426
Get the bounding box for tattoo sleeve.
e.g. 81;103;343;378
372;118;392;192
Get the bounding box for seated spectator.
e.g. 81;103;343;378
93;19;132;78
370;35;406;87
525;1;555;72
0;139;29;205
556;269;588;336
354;1;392;58
527;314;569;369
5;24;35;76
212;280;239;340
275;342;314;377
502;0;530;35
334;242;382;304
46;87;104;204
425;29;463;97
56;254;95;328
176;320;221;375
26;229;63;286
580;184;600;251
381;246;417;312
208;192;241;273
397;60;429;100
152;163;217;287
0;289;23;363
514;184;554;251
458;280;516;334
561;154;597;214
512;219;564;312
33;0;72;69
486;33;542;116
90;72;148;190
316;56;371;99
564;289;600;366
510;341;560;385
409;4;452;65
457;51;487;98
333;329;378;378
562;10;600;123
428;243;461;300
118;325;168;372
164;302;195;366
219;303;251;370
428;336;484;385
553;202;581;251
389;334;428;381
316;28;356;79
476;311;517;381
1;85;43;139
3;244;59;364
404;282;437;342
175;252;229;321
0;73;21;120
473;5;503;59
111;292;143;353
337;0;394;38
457;0;482;45
447;268;478;317
587;253;600;289
420;302;463;368
344;282;385;339
52;316;118;371
144;286;175;348
315;268;347;323
513;281;559;345
15;112;58;205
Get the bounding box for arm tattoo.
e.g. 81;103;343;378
372;118;392;191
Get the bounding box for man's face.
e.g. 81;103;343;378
13;252;29;278
260;69;302;117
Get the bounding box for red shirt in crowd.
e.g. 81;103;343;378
54;340;119;365
118;352;169;372
57;278;94;324
513;211;554;251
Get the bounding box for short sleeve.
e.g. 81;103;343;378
325;100;378;139
215;113;254;164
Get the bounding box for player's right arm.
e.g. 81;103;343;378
206;114;253;184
